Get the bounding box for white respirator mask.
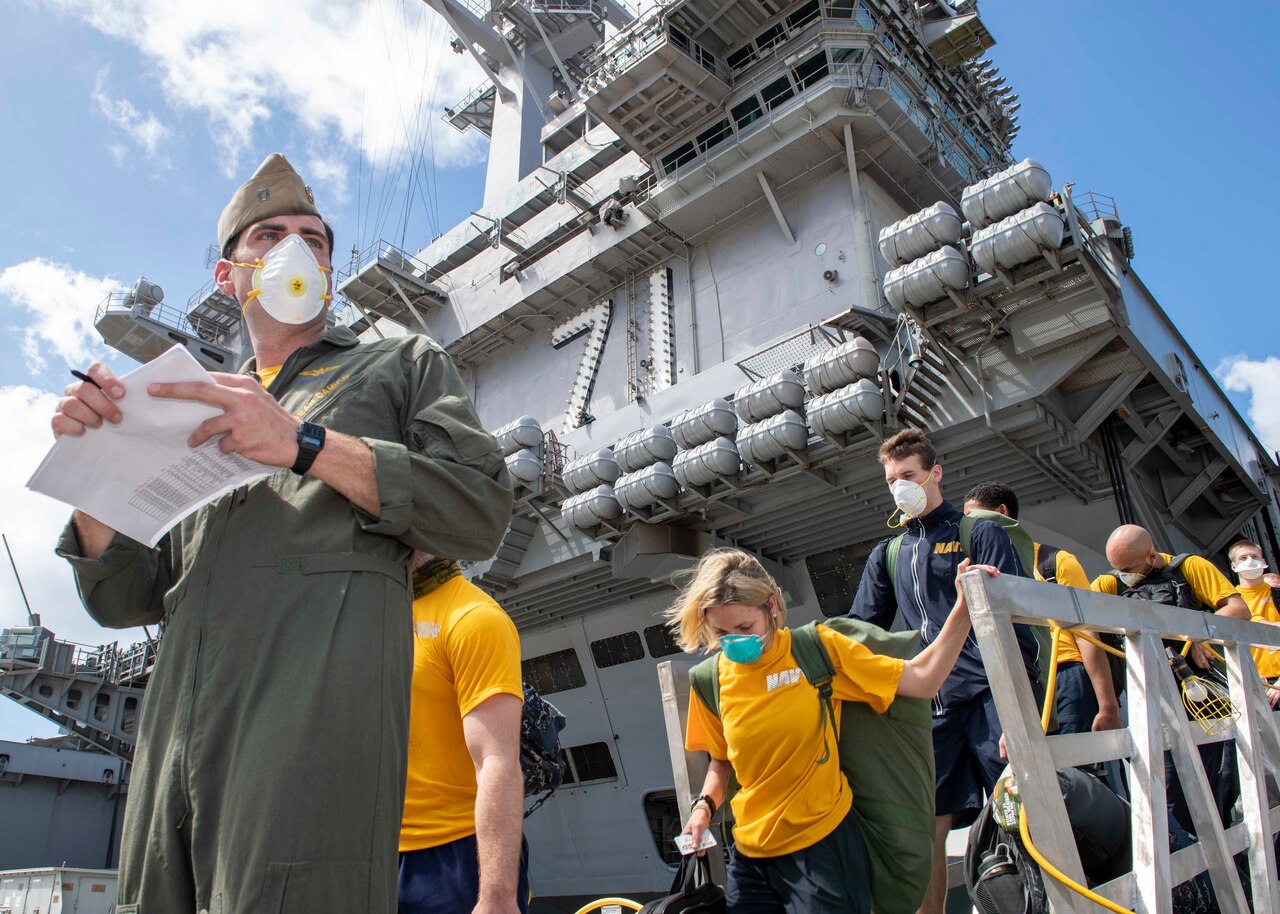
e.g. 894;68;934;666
231;234;332;325
1233;557;1268;582
887;478;930;528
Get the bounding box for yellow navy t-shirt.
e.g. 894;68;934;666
399;575;523;852
1237;582;1280;678
685;626;903;857
1035;544;1090;664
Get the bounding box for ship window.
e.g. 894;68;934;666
696;118;733;153
792;51;830;90
568;742;618;783
826;0;876;28
806;538;883;617
522;648;587;694
889;78;913;112
558;749;576;784
660;141;698;174
590;631;646;668
755;23;786;54
731;95;764;129
668;24;691;53
761;75;796;110
727;45;757;71
786;0;821;31
881;33;900;57
695;43;718;74
644;790;683;867
830;47;864;76
644;624;684;658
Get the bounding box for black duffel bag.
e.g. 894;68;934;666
638;853;726;914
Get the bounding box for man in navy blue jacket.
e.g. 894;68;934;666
849;429;1041;914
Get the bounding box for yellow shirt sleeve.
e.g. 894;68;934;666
817;626;905;713
685;685;729;760
446;602;524;717
1091;573;1120;595
1176;554;1236;610
1054;550;1091;590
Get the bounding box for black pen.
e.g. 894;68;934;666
70;369;103;390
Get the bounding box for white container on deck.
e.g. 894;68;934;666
562;447;620;494
877;201;964;266
808;379;885;438
673;437;741;487
802;337;880;395
615;462;680;510
961;158;1053;230
0;867;118;914
493;415;543;456
670;398;738;450
883;246;969;311
615;425;678;472
970;202;1065;274
736;410;809;465
733;370;805;424
505;448;542;485
562;485;621;529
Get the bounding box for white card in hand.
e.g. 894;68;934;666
673;831;718;855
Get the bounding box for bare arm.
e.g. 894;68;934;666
1078;637;1121;731
896;560;994;700
463;694;525;914
682;756;732;853
1214;594;1249;620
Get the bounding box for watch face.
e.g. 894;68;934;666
299;423;325;448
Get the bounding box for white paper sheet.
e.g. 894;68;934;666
27;345;275;547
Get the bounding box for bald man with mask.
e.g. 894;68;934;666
1095;524;1247;832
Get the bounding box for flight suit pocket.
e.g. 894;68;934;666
257;862;312;914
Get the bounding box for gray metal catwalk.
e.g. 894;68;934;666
35;0;1280;907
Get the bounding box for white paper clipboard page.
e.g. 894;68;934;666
27;345;275;547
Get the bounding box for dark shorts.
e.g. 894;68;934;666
726;808;870;914
398;833;531;914
932;690;1007;826
1054;662;1099;736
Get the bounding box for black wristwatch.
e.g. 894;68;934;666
291;422;326;475
691;794;717;817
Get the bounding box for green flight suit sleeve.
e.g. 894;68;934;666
358;339;513;561
54;519;172;628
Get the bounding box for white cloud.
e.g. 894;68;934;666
92;68;170;161
1218;355;1280;456
41;0;486;189
0;258;117;375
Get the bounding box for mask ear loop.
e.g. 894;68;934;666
225;258;265;312
886;507;907;529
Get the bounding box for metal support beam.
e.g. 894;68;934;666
756;172;795;246
843;124;881;311
1168;458;1228;517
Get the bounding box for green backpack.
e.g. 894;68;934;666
689;619;935;914
884;508;1056;726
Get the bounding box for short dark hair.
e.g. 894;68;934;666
221;221;335;262
964;481;1020;519
878;428;937;468
1227;539;1261;563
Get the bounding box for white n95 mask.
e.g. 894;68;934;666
887;478;929;528
1233;557;1268;581
231;235;332;325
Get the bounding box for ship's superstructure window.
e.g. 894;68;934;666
644;790;683;866
558;749;576;785
696;119;734;154
590;631;646;669
761;74;796;111
661;141;699;174
755;23;787;54
830;47;865;76
643;624;684;658
731;96;764;130
825;0;877;29
567;742;619;783
522;648;587;694
792;51;830;90
786;0;822;32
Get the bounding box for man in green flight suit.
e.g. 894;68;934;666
51;153;514;914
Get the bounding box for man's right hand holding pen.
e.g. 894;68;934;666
53;362;127;556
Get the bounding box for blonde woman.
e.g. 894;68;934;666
669;548;996;914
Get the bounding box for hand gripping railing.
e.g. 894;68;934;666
961;572;1280;914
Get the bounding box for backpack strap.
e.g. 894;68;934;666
958;513;975;559
886;533;906;584
1166;553;1191;572
791;622;839;765
1036;544;1061;583
688;654;721;718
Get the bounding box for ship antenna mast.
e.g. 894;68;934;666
2;533;38;626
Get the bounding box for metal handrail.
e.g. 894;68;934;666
336;238;446;287
96;291;237;347
583;13;730;91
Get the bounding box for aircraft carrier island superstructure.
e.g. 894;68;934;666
6;0;1280;906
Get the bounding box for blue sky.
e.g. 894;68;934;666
1;0;1277;742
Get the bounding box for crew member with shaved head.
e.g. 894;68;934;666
1093;524;1247;831
51;154;513;913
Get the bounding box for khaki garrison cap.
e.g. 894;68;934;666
217;153;327;252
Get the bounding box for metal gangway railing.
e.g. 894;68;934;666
963;573;1280;914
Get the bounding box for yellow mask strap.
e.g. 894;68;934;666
227;258;264;270
886;507;907;529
